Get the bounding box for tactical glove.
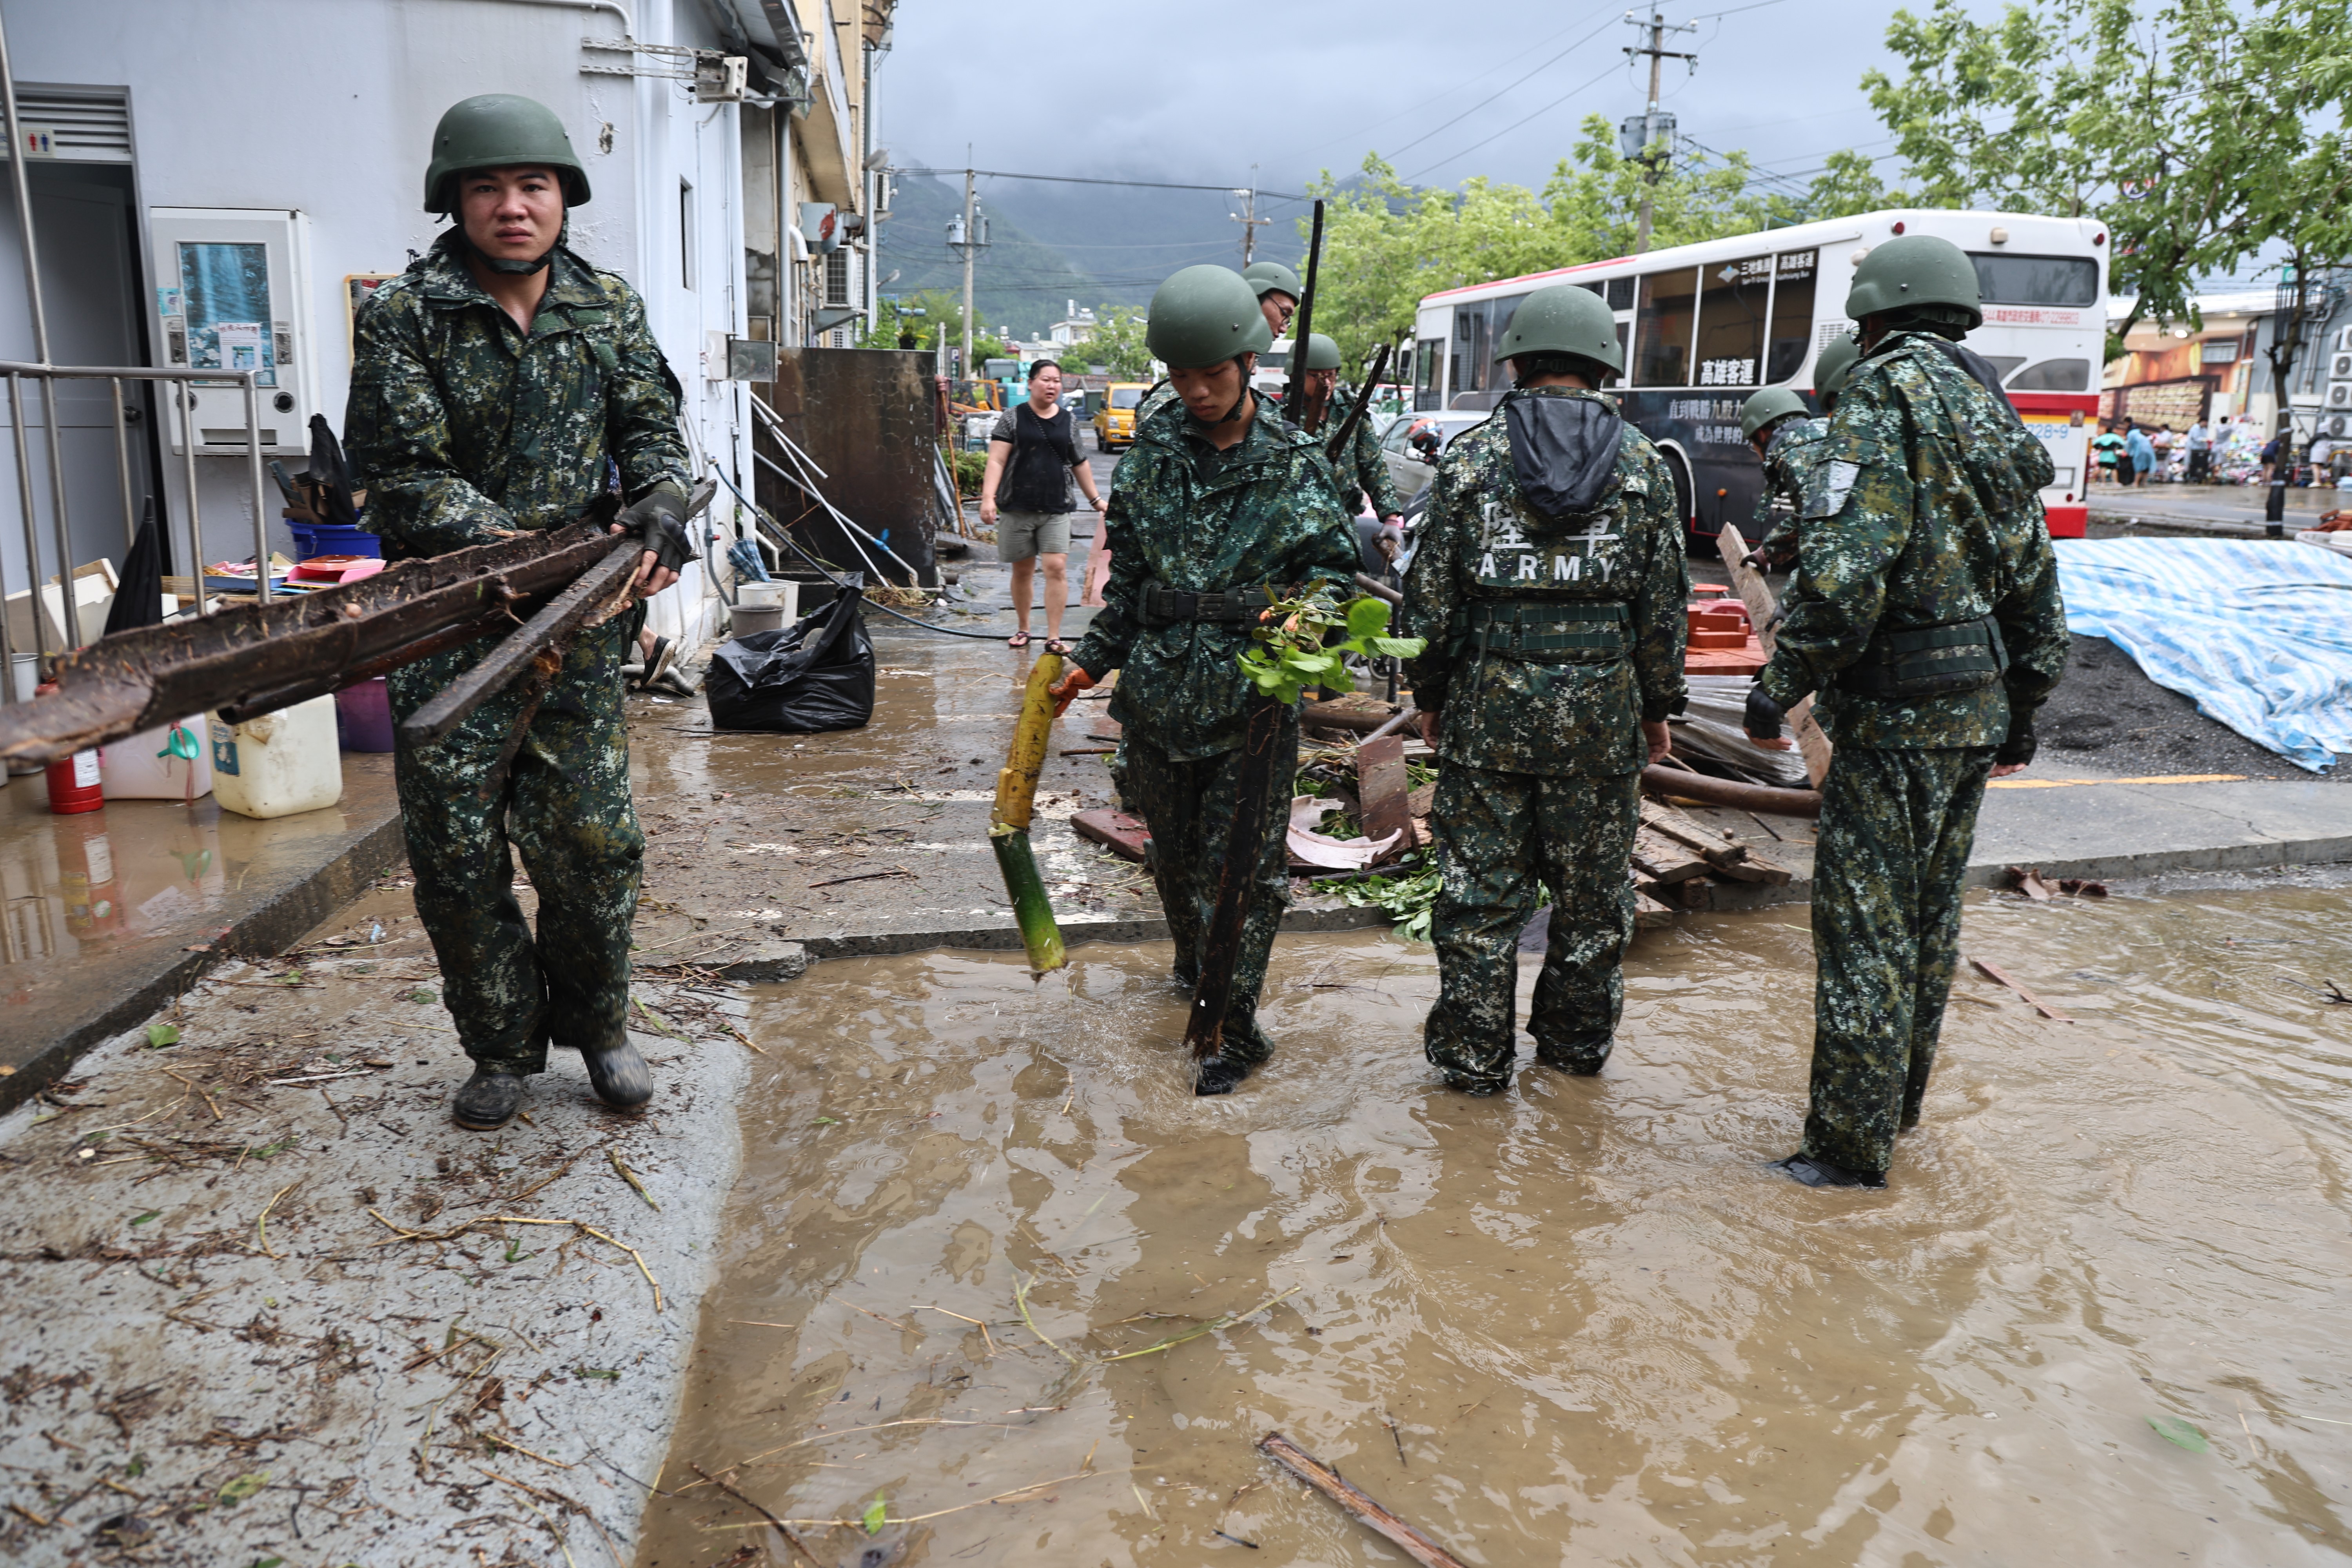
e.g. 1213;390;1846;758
1995;713;2036;768
1744;684;1785;742
1047;664;1096;717
620;483;692;573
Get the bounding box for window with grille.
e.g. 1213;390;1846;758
825;248;852;307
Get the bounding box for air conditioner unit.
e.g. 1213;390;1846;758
2327;381;2352;412
2326;413;2352;439
2337;325;2352;354
2333;350;2352;382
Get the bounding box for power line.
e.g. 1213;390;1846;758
1403;58;1626;183
1375;9;1622;164
894;166;1306;201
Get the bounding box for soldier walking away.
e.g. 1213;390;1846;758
1738;387;1830;573
1399;283;1689;1096
1047;265;1360;1095
345;94;694;1132
1280;332;1408;564
1742;235;2068;1188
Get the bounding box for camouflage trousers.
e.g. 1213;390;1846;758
388;617;644;1071
1425;764;1639;1089
1113;717;1298;1067
1803;744;1994;1175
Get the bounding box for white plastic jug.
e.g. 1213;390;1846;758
102;716;214;801
211;696;342;819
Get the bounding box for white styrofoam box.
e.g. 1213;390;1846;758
4;559;117;652
211;696;341;819
101;715;214;800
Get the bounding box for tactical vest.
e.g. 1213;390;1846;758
1447;470;1646;664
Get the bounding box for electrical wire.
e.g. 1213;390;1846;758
895;166;1307;201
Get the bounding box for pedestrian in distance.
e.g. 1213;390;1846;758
1739;385;1829;573
2092;419;2124;483
1742;234;2069;1188
1399;282;1689;1096
1045;265;1361;1096
2125;421;2155;487
2185;416;2212;484
979;359;1105;653
345;93;695;1131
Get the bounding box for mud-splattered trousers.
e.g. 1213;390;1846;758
388;622;644;1068
1804;745;1992;1174
1425;766;1640;1087
1112;716;1300;1065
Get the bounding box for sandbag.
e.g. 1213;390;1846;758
704;584;874;732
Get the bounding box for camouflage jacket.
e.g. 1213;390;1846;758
1756;332;2067;752
1754;415;1831;569
1277;384;1406;518
345;231;688;560
1069;393;1361;761
1400;387;1689;777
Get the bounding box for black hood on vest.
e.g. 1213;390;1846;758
1504;389;1624;525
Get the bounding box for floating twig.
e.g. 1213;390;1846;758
1097;1286;1302;1362
1014;1274;1078;1363
833;1294;912;1333
1258;1432;1467;1568
689;1462;824;1566
1968;957;2075;1022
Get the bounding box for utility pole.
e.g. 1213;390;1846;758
944;152;989;383
1231;166;1268;265
1621;10;1698;254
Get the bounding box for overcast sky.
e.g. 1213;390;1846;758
876;0;1909;215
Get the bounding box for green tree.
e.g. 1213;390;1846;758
1864;0;2352;348
1053;305;1152;378
862;287;1016;372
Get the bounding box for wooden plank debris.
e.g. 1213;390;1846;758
1969;957;2076;1022
1717;521;1831;787
1356;734;1416;855
1071;808;1150;864
1258;1432;1468;1568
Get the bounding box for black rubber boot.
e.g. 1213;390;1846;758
581;1042;653;1111
1774;1152;1886;1189
1194;1056;1255;1096
452;1069;527;1130
1444;1073;1508;1097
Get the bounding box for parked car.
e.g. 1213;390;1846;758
1378;410;1491;501
1092;383;1150;451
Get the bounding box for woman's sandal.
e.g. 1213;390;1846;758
1045;639;1071;655
1007;631;1032;648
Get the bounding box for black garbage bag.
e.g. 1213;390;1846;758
704;583;875;732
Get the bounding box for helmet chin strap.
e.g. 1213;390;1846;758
1214;354;1253;425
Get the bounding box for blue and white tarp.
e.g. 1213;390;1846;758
2053;537;2352;773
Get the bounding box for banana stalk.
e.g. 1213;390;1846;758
991;652;1067;973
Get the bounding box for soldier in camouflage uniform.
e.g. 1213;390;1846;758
1134;261;1301;428
1401;284;1689;1095
1740;387;1830;573
346;94;693;1131
1279;332;1406;521
1745;236;2067;1187
1049;265;1361;1095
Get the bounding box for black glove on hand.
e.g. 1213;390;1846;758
620;484;691;573
1995;713;2036;768
1744;684;1786;742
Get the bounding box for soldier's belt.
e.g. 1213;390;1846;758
1836;613;2007;699
1139;582;1278;627
1450;599;1628;662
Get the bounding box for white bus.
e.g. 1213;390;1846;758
1408;209;2107;539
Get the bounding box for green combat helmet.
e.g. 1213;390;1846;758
1243;260;1302;302
1740;387;1810;443
425;94;591;213
1844;234;1981;332
1301;332;1343;370
1813;332;1860;401
1491;282;1624;376
1145;265;1273;368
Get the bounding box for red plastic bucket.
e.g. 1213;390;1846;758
36;683;103;813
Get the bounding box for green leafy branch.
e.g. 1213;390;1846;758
1236;592;1425;708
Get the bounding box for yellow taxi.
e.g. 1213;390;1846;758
1091;382;1149;452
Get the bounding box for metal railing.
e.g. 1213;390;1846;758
0;363;272;703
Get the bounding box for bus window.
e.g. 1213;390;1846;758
1490;293;1528;352
1969;253;2099;306
1765;250;1817;383
1606;276;1635;310
1451;304;1491;398
1415;337;1442;410
1694;254;1771;386
1635;268;1699;387
2007;358;2091;391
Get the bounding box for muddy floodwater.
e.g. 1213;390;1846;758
637;884;2352;1566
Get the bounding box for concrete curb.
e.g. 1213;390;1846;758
1;801;409;1118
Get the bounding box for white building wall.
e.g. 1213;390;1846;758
0;0;748;656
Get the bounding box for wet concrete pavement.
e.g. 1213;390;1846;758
2089;481;2339;537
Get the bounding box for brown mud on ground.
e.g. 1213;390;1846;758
640;885;2352;1567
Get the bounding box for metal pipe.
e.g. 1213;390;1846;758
470;0;636;38
1639;763;1821;819
34;378;69;619
0;12;52;365
9;375;48;671
243;376;269;601
111;375;135;551
179;384;202;615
